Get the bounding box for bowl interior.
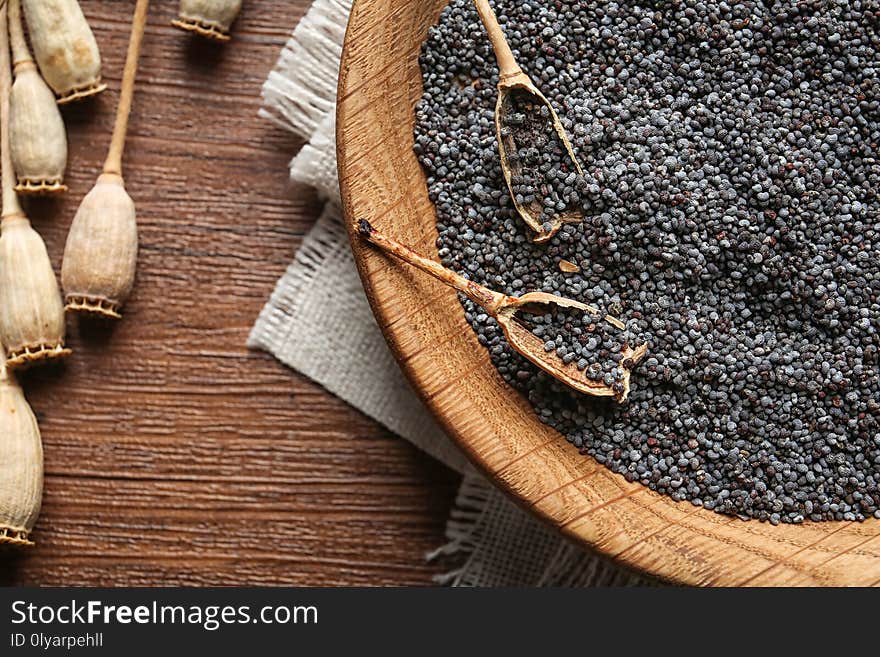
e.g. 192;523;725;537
337;0;880;586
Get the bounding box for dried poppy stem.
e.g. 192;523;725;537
103;0;149;179
62;0;149;319
172;0;243;42
0;0;70;368
0;346;43;547
21;0;106;104
8;0;68;194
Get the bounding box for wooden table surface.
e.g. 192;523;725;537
0;0;461;586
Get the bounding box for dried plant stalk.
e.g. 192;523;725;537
62;0;148;319
8;0;68;194
21;0;106;104
173;0;243;42
0;347;43;547
0;1;69;367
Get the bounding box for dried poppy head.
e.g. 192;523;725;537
0;348;43;547
172;0;243;42
8;0;68;194
0;214;71;365
61;0;149;320
62;174;138;319
22;0;106;104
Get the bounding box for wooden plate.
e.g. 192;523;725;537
336;0;880;586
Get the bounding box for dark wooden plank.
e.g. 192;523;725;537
0;0;460;586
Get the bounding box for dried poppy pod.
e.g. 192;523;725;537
62;0;148;319
0;215;70;365
474;0;584;243
0;348;43;547
21;0;106;104
0;3;69;367
62;173;137;318
172;0;242;42
8;0;68;194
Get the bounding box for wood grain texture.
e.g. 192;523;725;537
0;0;460;586
337;0;880;587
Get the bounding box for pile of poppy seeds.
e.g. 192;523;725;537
414;0;880;523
